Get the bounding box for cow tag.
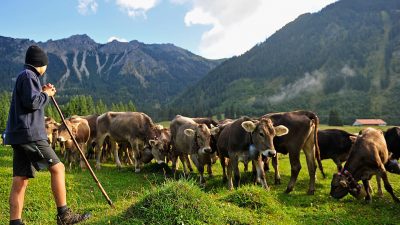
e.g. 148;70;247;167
274;125;289;136
241;121;256;132
184;129;195;137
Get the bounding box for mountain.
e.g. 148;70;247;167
0;34;222;118
171;0;400;124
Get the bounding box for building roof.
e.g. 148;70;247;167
353;119;387;125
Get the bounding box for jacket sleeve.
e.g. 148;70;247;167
20;76;49;110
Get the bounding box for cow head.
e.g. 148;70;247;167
330;172;367;200
45;117;60;145
241;118;289;157
149;128;171;164
385;158;400;174
184;124;214;154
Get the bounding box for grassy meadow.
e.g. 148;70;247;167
1;125;400;224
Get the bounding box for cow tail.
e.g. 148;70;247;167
312;113;325;179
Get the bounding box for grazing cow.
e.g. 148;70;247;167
318;129;356;171
57;116;90;170
95;112;159;171
170;115;218;184
330;127;400;203
261;110;324;195
217;116;288;190
149;127;171;164
192;117;219;177
45;116;60;150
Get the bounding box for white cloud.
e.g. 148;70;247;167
77;0;98;15
184;0;337;59
170;0;188;4
107;36;128;42
115;0;158;18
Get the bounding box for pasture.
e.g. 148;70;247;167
1;126;400;224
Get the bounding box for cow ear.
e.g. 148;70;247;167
241;121;256;133
184;129;195;137
155;124;164;130
210;127;220;136
349;136;357;143
149;140;156;147
274;125;289;136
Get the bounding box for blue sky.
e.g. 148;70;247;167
0;0;337;59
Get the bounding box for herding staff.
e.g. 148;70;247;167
50;96;114;208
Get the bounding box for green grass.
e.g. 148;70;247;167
1;126;400;224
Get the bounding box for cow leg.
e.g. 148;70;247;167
362;179;372;202
303;143;317;195
191;154;206;185
79;143;87;170
226;155;237;190
375;175;383;197
286;152;302;194
227;153;240;189
179;154;189;177
254;156;269;190
171;152;179;178
185;155;194;172
95;135;107;170
111;140;122;169
264;157;271;172
221;157;228;183
379;170;400;202
272;155;281;185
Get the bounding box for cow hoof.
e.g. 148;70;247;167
364;199;372;204
284;188;293;194
307;190;315;195
275;179;281;185
208;174;214;178
135;168;141;173
377;192;384;198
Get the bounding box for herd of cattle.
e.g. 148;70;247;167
40;110;400;203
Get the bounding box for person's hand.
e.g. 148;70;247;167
42;83;56;97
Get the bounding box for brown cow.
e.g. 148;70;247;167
170;115;218;184
217;116;288;190
44;116;60;150
95;112;159;171
191;117;219;177
330;127;400;203
57;116;90;170
149;127;171;164
261;110;324;195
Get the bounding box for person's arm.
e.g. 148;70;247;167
20;76;54;110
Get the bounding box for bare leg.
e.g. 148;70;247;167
49;162;67;207
9;176;29;220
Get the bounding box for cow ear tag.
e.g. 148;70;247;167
249;144;256;153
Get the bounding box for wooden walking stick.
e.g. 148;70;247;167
51;96;115;208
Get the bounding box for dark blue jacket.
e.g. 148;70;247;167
4;65;49;144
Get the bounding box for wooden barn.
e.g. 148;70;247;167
352;119;387;126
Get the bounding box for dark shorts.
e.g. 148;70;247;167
12;140;61;178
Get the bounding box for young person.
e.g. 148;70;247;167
5;45;91;225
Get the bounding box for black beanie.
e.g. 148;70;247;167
25;45;48;67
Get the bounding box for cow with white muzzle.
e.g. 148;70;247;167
330;127;400;203
170;115;219;184
217;117;288;190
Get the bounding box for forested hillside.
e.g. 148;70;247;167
171;0;400;124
